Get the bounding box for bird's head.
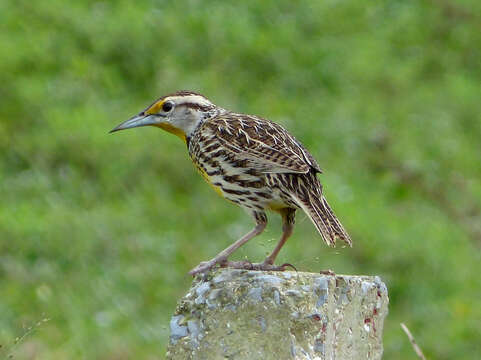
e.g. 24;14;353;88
110;90;217;142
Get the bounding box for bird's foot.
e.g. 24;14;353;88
189;258;297;275
224;260;296;272
189;257;228;276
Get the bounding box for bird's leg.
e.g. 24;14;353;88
263;208;295;266
225;208;296;272
189;212;267;275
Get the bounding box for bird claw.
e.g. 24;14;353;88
279;262;297;271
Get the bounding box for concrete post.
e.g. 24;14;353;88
166;269;389;360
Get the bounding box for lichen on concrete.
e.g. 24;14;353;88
166;269;389;360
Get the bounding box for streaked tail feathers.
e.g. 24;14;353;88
295;192;352;247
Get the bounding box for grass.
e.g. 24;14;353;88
1;0;481;358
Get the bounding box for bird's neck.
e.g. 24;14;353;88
191;107;225;134
185;108;225;147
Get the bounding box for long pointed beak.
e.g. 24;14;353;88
109;113;160;133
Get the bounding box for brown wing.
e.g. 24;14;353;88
202;112;322;174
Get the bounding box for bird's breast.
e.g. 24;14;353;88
188;148;268;205
187;136;297;212
193;162;225;198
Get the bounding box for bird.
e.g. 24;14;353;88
110;90;351;275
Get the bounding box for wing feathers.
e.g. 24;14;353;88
204;112;319;174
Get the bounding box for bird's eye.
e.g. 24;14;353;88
162;101;173;112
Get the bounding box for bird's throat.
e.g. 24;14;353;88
155;123;187;143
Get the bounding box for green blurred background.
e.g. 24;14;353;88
1;0;481;358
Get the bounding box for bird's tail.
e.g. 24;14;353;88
293;186;352;247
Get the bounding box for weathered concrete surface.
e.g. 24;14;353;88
166;269;388;360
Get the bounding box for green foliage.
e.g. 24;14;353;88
1;0;480;358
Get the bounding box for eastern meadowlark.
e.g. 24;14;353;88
111;91;351;275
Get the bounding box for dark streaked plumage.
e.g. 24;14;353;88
111;91;351;275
